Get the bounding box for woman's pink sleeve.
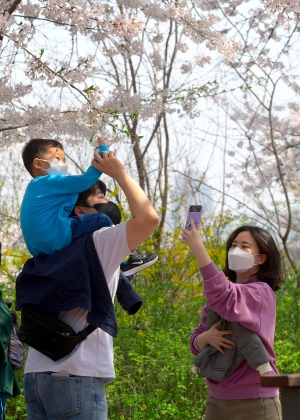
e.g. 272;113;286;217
190;305;206;356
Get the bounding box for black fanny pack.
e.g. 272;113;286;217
18;306;96;361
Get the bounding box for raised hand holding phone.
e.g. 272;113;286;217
182;215;212;268
185;205;203;231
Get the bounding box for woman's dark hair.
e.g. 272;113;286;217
22;138;64;176
223;225;284;291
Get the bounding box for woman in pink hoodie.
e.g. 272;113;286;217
183;221;283;420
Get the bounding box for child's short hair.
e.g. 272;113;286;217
22;138;64;176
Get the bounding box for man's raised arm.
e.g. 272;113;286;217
92;150;159;250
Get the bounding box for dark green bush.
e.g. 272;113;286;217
107;325;208;419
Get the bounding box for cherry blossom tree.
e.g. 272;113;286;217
0;0;243;249
1;0;300;261
262;0;300;18
174;0;300;276
0;0;240;146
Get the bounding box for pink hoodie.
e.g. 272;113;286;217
190;262;279;400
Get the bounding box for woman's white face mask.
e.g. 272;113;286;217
228;247;261;273
40;159;68;176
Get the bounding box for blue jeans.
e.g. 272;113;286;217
24;373;108;420
0;392;8;420
70;213;113;242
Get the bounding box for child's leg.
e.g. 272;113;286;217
70;213;113;241
120;252;158;276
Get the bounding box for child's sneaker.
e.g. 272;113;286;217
120;252;158;276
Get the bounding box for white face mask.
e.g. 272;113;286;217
40;159;68;176
228;247;260;273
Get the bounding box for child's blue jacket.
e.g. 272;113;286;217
20;165;102;256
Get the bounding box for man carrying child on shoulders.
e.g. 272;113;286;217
17;139;160;420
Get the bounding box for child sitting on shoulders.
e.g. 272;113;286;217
20;137;158;275
20;137;111;256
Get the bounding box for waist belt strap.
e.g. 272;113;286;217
76;325;97;342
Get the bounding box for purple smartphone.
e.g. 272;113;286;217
185;205;203;231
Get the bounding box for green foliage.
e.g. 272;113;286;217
276;277;300;338
1;249;29;420
107;325;208;420
275;340;300;374
1;248;30;305
275;274;300;375
5;374;26;420
103;109;141;138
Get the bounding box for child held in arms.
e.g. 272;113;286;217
20;137;158;275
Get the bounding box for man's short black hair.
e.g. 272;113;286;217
22;138;64;176
74;180;107;208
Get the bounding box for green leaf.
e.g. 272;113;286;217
129;110;139;120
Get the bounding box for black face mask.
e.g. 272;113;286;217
93;201;122;225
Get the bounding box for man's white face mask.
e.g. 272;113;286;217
40;159;68;176
228;247;261;273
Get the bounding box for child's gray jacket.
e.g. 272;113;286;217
193;305;271;381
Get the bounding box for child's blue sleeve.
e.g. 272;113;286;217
46;167;101;194
45;145;110;195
